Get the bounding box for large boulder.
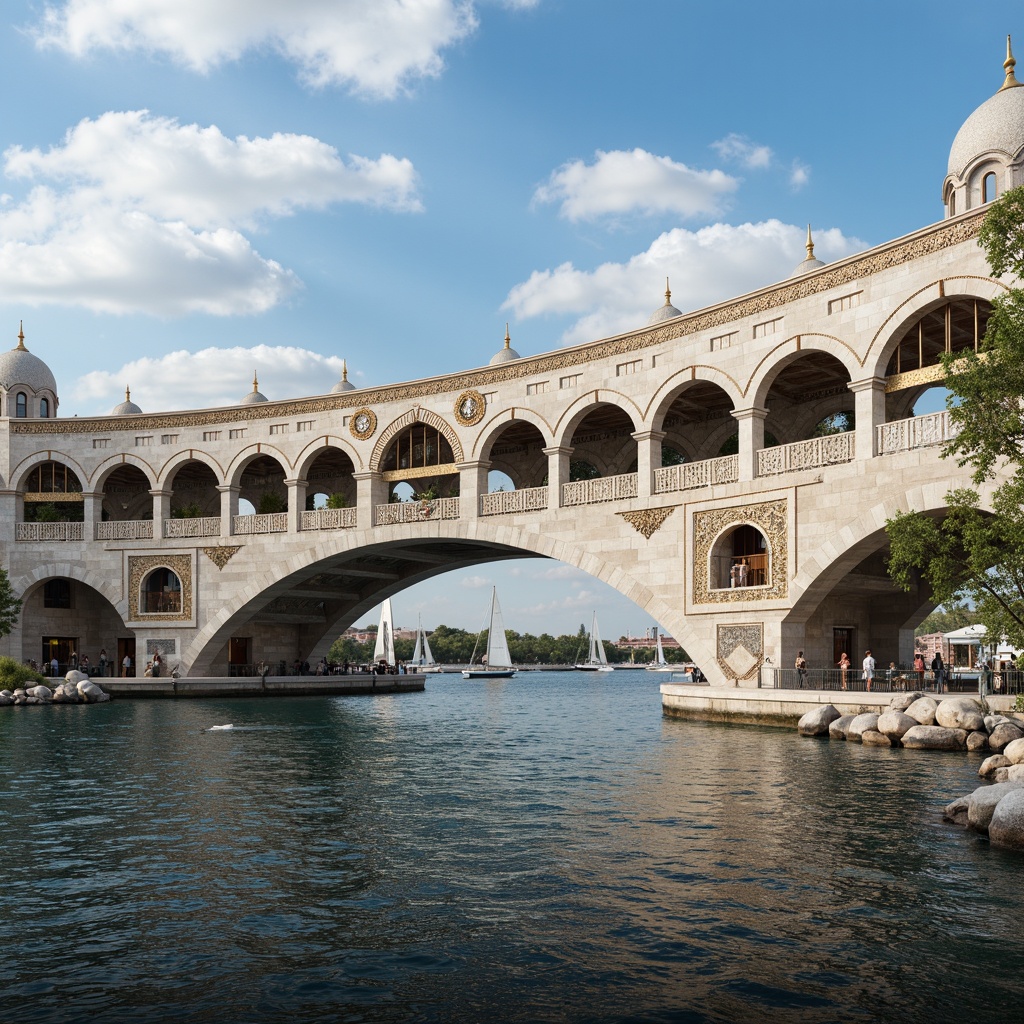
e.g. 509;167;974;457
26;684;52;701
798;704;841;737
862;729;892;747
889;692;926;712
935;698;986;733
985;715;1012;733
877;710;917;740
989;788;1024;851
966;781;1024;833
847;713;880;742
1006;764;1024;782
967;731;990;752
1003;738;1024;765
943;796;970;827
980;754;1013;778
905;696;938;726
829;715;855;740
902;725;968;751
0;692;13;706
76;680;107;703
65;670;88;685
990;724;1024;754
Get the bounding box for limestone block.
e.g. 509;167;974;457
935;698;985;732
980;754;1012;778
905;696;938;725
901;725;967;751
966;781;1024;833
846;713;880;742
798;704;841;737
65;670;88;685
829;715;855;740
989;723;1024;753
989;788;1024;851
877;710;917;740
77;680;106;703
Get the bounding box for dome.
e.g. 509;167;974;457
789;225;826;278
112;386;142;415
331;359;356;393
489;325;521;365
241;373;267;404
648;279;682;325
0;324;57;394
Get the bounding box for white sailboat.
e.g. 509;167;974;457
411;615;443;673
373;598;396;670
646;627;676;673
575;612;613;672
463;588;517;679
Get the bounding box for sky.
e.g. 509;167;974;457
0;0;1016;638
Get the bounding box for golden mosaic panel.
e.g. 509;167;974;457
128;553;193;622
203;546;241;570
349;408;377;441
693;499;788;604
618;506;677;539
454;390;485;427
717;623;764;681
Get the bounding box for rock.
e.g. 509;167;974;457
24;696;42;705
1007;764;1024;782
943;796;970;827
65;670;88;684
0;689;11;697
989;788;1024;851
13;688;26;698
989;723;1024;753
862;729;892;747
935;697;986;732
877;710;917;740
985;715;1012;732
1003;738;1024;765
798;704;841;736
26;685;52;700
829;715;855;740
967;731;989;752
966;781;1024;833
77;680;106;703
905;696;938;726
846;713;880;742
889;692;926;712
902;725;968;751
995;768;1011;782
0;693;13;705
980;754;1012;778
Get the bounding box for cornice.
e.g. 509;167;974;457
10;212;986;437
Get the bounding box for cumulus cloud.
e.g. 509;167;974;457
460;575;492;589
533;149;737;222
710;133;773;170
790;160;810;190
73;344;350;415
32;0;483;98
0;111;420;316
503;220;866;346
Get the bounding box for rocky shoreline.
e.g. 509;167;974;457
797;692;1024;851
0;670;110;706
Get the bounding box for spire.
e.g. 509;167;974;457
16;321;26;351
504;323;511;349
1001;34;1022;90
252;371;259;393
341;359;349;383
805;224;815;260
125;386;131;403
664;277;673;306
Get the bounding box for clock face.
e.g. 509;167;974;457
349;408;376;439
460;397;477;419
354;413;370;433
455;390;485;426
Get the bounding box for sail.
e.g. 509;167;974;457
655;629;666;665
411;620;423;665
373;599;395;665
590;614;608;665
422;628;436;667
486;589;513;669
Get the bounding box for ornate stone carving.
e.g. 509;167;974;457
693;499;788;603
349;408;377;441
618;506;676;539
454;390;486;426
203;545;241;569
128;553;192;622
371;407;465;468
717;623;764;681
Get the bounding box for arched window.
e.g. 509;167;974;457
39;397;49;418
948;190;956;216
886;299;992;376
15;392;27;418
710;524;769;590
142;568;182;614
983;172;997;204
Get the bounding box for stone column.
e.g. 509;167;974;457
353;471;387;529
731;407;767;482
542;446;573;511
285;478;308;532
149;489;172;530
217;484;240;536
81;490;102;538
632;430;666;500
849;376;887;461
456;460;490;518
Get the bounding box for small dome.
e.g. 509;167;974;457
241;372;268;405
0;324;57;394
789;225;826;278
331;359;356;393
648;279;682;325
112;386;142;415
489;324;521;365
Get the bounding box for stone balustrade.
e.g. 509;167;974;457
757;431;856;477
96;520;154;541
653;455;739;495
877;410;957;455
375;497;460;526
562;472;638;506
480;486;548;516
300;507;358;531
164;517;221;539
15;521;84;542
233;512;288;535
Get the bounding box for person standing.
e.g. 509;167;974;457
931;651;945;693
862;649;876;692
913;652;926;687
122;653;132;677
50;655;59;677
837;652;851;690
151;651;162;678
795;650;808;686
99;648;108;677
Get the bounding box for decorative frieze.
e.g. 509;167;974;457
617;506;676;539
203;546;242;569
716;623;764;681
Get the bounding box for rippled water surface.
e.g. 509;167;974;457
2;672;1022;1023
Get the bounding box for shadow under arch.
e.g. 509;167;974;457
472;407;554;461
89;452;158;492
747;334;860;410
645;367;742;430
226;443;292;489
11;450;88;494
13;564;128;624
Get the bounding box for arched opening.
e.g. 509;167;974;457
303;447;356;510
811;411;855;436
885;299;991;378
40;397;50;418
567;405;637;478
239;455;287;515
382;423;458;500
710;524;769;591
141;567;182;614
948;189;957;217
484;421;547;490
101;465;153;521
15;392;27;418
763;351;853;445
23;461;84;522
167;461;220;519
983;171;997;204
658;381;734;462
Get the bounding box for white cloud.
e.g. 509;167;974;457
0;111;420;316
790;160;810;190
711;133;773;170
460;574;491;589
73;344;349;415
533;149;737;222
503;220;866;346
33;0;482;98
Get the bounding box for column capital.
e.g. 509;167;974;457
149;488;172;498
216;483;240;494
283;478;307;488
631;429;667;443
455;460;492;472
542;445;574;457
847;375;887;394
730;407;768;423
352;470;383;482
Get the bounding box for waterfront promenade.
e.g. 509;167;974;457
101;672;424;698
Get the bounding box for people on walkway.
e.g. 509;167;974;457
151;651;162;678
122;654;132;677
99;649;107;677
913;652;926;687
795;651;808;686
931;651;945;693
862;649;875;692
50;655;59;677
837;652;850;690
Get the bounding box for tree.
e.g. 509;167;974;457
0;567;22;640
886;185;1024;645
916;601;975;636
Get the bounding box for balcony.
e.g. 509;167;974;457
375;497;460;526
164;517;221;539
96;520;154;541
877;410;957;455
654;455;738;495
480;486;548;516
16;521;84;542
757;432;855;476
562;473;638;507
300;507;358;531
233;512;288;535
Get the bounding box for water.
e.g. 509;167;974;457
1;671;1021;1023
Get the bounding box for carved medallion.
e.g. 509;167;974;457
349;408;377;441
618;506;676;540
717;623;764;681
454;390;485;427
203;546;242;570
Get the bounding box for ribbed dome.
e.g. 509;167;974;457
241;373;268;404
112;387;142;415
0;327;57;394
489;325;520;365
648;279;682;325
331;360;356;393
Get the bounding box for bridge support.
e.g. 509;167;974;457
285;478;308;532
543;445;572;510
732;407;767;482
353;471;387;529
218;484;239;535
456;460;490;515
849;376;887;460
632;430;665;499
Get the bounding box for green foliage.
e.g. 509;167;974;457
916;601;975;636
414;484;440;501
257;491;287;515
0;655;45;690
1014;693;1024;714
569;460;600;482
661;446;687;467
171;502;203;519
811;411;855;437
0;570;21;641
325;492;348;509
25;501;84;522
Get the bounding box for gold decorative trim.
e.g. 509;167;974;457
618;506;677;539
9;214;986;437
24;491;83;502
455;390;486;427
349;408;377;441
693;499;788;604
885;363;946;393
717;623;764;681
381;463;459;483
203;546;241;570
128;554;192;622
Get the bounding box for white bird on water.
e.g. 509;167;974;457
207;724;234;731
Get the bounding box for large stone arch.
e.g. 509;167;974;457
226;443;292;489
746;334;860;409
12;563;127;621
553;390;644;449
645;366;742;430
371;408;464;470
157;450;225;489
293;435;363;479
89;452;158;492
11;450;88;494
472;407;554;461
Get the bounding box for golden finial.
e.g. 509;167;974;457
806;224;815;260
342;359;349;382
504;323;511;349
664;277;672;306
252;371;259;393
16;321;26;351
1001;34;1022;90
125;386;131;402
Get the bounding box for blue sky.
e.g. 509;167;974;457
0;1;1015;638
